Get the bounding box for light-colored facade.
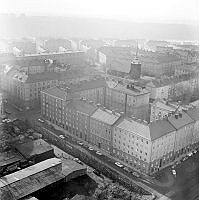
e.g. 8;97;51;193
168;112;194;159
90;108;121;153
140;53;182;77
146;74;199;100
113;117;176;174
186;109;199;148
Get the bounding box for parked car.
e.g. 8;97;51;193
59;135;65;139
73;158;83;165
193;150;197;154
93;169;101;176
115;162;123;168
187;152;193;157
172;169;177;176
77;141;84;146
88;147;94;151
96;151;102;155
38;118;44;123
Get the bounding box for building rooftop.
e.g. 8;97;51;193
67;99;98;116
117;117;176;141
16;51;84;58
25;72;61;83
153;100;176;112
117;118;151;140
91;108;120;125
190;100;199;107
140;52;180;64
0;158;86;200
168;111;194;130
186;108;199;121
0;151;24;168
108;82;150;96
0;158;62;188
41;87;66;100
149;120;176;140
67;78;106;92
14;139;54;159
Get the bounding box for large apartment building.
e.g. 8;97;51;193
41;87;97;142
113;110;196;174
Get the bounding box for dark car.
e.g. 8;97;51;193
93;169;102;176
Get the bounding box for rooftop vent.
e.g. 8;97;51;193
175;114;179;119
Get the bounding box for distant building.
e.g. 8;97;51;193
1;65;60;109
114;39;137;48
146;40;170;51
80;39;106;64
44;38;72;52
90;108;121;153
8;39;37;55
16;51;85;66
14;139;54;164
145;73;199;101
140;52;181;77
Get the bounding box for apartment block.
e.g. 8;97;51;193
90;108;121;153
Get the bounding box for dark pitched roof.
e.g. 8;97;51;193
149;120;176;141
42;87;66;100
186;108;199;121
25;72;61;83
67;100;98;116
67;78;106;92
168;111;194;129
15;139;53;159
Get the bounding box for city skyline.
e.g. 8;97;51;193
1;0;199;25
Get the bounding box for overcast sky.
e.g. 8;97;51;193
1;0;199;23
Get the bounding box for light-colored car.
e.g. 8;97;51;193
172;169;176;176
73;158;80;161
59;135;65;139
38;118;45;123
88;147;94;151
187;152;193;157
78;141;84;146
96;151;102;155
115;162;123;168
193;150;197;154
132;171;140;178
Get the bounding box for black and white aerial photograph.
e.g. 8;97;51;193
0;0;199;199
